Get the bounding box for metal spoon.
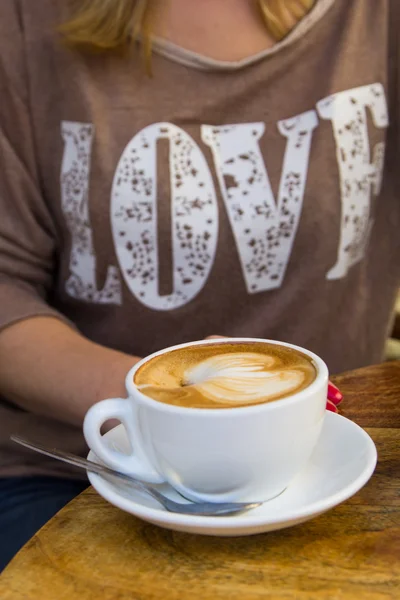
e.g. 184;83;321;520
10;435;261;516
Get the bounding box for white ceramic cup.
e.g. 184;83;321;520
84;338;329;503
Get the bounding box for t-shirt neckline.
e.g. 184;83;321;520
151;0;336;71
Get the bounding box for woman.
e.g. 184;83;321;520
0;0;398;569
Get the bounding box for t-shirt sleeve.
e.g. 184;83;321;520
0;0;72;333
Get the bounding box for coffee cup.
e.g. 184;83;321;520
84;338;328;503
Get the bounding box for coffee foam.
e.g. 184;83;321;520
134;342;317;409
183;353;305;404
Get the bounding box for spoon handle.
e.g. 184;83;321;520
10;435;144;484
10;435;262;516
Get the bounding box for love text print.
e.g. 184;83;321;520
60;84;388;311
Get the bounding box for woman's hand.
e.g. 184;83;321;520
327;382;343;413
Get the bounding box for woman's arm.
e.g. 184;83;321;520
0;4;140;427
0;317;139;426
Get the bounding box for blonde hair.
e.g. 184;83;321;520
62;0;315;67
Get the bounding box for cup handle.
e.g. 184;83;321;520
83;398;165;484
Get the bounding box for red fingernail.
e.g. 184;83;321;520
326;399;339;413
328;382;343;405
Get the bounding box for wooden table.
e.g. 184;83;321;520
1;362;399;599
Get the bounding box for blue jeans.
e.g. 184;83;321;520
0;477;88;571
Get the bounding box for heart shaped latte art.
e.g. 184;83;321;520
183;353;306;404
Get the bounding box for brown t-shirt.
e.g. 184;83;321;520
0;0;399;478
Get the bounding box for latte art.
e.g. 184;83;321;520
184;353;305;404
134;342;317;409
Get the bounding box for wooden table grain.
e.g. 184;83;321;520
1;362;399;600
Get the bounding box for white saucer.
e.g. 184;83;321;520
87;412;377;537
